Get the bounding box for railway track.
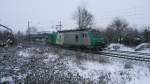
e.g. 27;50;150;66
54;46;150;63
91;50;150;63
0;44;150;63
104;50;150;56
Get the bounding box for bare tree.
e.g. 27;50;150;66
73;6;94;29
143;26;150;42
124;28;141;46
104;18;143;46
106;17;129;43
104;27;116;43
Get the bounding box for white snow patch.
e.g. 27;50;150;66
136;43;149;50
139;49;150;53
135;43;150;53
107;43;150;53
128;65;150;84
66;60;122;79
18;51;30;57
65;58;150;84
43;53;59;62
1;76;15;84
107;43;134;51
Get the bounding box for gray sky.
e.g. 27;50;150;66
0;0;150;33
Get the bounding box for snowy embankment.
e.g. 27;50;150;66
135;43;150;53
107;43;150;53
107;43;135;51
1;45;150;84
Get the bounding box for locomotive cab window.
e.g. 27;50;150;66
84;34;87;38
75;35;79;42
82;34;84;37
82;33;87;38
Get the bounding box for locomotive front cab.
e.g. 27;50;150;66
88;30;106;49
47;32;57;45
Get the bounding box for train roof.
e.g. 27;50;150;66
58;28;97;33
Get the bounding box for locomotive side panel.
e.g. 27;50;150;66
63;32;82;46
47;33;57;45
61;31;92;47
82;32;91;46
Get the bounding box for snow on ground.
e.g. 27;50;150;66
18;50;30;57
43;53;59;62
107;43;150;53
1;44;150;84
0;76;15;84
66;60;119;79
107;43;134;51
138;49;150;53
128;65;150;84
135;43;149;50
135;43;150;53
64;56;150;84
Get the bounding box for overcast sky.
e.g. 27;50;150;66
0;0;150;33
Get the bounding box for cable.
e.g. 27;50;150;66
98;3;150;15
96;12;150;22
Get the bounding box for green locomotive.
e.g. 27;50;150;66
46;28;106;50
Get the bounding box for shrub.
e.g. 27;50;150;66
124;62;133;69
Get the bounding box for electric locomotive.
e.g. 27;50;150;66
46;28;106;50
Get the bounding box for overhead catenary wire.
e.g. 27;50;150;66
91;3;150;23
97;3;150;15
98;13;150;21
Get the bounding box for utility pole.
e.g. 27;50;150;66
27;21;31;42
56;21;62;31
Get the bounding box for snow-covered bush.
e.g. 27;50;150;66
124;62;133;69
98;56;109;63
